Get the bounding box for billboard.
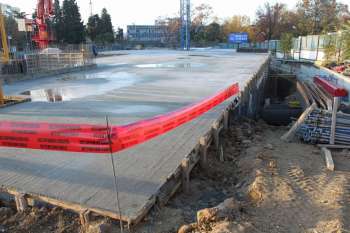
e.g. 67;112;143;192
228;32;249;43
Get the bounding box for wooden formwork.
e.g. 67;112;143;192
0;102;239;229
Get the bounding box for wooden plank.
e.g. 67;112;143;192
296;81;311;107
318;144;350;149
321;147;335;171
14;192;28;212
281;103;317;142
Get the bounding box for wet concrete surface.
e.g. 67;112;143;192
1;49;267;124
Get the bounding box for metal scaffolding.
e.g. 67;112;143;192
180;0;191;50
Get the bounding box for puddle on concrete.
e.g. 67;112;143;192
135;62;205;69
21;72;137;102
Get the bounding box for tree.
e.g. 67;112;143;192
96;8;114;43
61;0;85;44
222;15;250;36
255;2;289;40
86;14;100;41
155;16;181;47
191;4;214;43
205;22;223;42
115;28;124;41
192;4;213;27
280;33;293;58
4;16;27;49
296;0;350;34
52;0;64;42
323;35;337;65
99;9;113;34
221;15;254;42
341;21;350;62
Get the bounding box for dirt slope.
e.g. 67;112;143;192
1;120;350;233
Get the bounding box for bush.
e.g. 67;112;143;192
280;33;293;59
323;35;337;66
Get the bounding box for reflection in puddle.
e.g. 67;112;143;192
135;62;205;69
21;89;64;102
21;72;137;102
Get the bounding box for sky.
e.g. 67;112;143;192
0;0;344;30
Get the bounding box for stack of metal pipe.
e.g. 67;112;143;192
297;109;350;145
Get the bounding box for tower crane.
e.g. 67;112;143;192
32;0;54;49
180;0;191;50
0;10;9;64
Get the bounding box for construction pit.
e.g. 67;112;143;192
1;49;349;233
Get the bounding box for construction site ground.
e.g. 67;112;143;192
1;118;349;233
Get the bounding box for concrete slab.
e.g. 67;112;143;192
0;49;269;224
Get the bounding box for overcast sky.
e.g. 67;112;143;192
0;0;346;29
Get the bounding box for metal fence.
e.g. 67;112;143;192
237;32;346;62
1;44;96;76
25;52;94;74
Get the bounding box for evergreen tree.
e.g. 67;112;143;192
52;0;63;42
99;8;113;35
61;0;85;44
96;8;114;43
86;14;100;41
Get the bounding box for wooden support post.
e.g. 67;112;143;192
79;209;90;228
321;147;334;171
181;158;190;193
0;80;4;106
330;97;339;145
281;103;317;142
14;193;28;212
199;137;208;170
223;110;229;130
213;122;224;162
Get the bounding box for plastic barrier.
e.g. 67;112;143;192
314;76;348;97
0;83;239;154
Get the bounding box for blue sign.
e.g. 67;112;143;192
228;33;249;43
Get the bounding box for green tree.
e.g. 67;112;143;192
205;22;223;42
52;0;64;43
96;8;114;43
280;33;293;58
255;2;290;40
61;0;85;44
4;16;27;49
86;14;100;41
115;28;124;41
296;0;349;34
341;22;350;62
323;35;337;65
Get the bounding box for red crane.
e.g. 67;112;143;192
32;0;54;49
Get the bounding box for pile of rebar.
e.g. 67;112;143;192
297;109;350;145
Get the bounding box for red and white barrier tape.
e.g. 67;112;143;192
0;83;239;154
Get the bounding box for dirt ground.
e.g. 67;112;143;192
1;119;350;233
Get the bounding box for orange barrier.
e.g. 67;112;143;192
0;83;239;153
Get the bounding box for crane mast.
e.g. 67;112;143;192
180;0;191;50
32;0;54;49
